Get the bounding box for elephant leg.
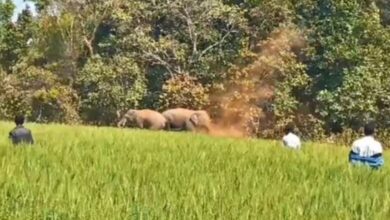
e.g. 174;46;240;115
163;121;170;131
136;118;144;129
149;123;163;130
149;126;158;130
164;121;171;131
198;125;210;133
169;123;183;132
185;120;196;132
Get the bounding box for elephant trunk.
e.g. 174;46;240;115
117;118;127;128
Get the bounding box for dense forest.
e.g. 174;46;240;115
1;0;390;143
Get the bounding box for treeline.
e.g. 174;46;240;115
1;0;390;144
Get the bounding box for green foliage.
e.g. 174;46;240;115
159;74;210;110
21;66;80;124
77;56;147;125
0;73;31;119
376;0;390;25
273;53;323;140
0;4;35;73
0;66;80;123
274;52;310;120
114;0;248;82
0;0;14;25
294;1;390;132
0;0;14;39
245;0;295;42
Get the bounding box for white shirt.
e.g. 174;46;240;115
351;136;383;157
282;133;301;149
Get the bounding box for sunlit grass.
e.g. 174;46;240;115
0;121;389;219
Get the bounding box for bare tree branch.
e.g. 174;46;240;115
197;26;234;60
140;49;176;77
83;37;94;56
78;0;115;56
183;6;197;54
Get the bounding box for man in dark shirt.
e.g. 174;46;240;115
9;115;34;145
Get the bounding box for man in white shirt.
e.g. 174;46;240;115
349;122;384;169
282;124;301;150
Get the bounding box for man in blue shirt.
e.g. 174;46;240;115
9;115;34;145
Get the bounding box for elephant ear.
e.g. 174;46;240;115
127;109;137;116
189;113;199;126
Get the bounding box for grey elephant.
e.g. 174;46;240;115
162;108;211;132
185;110;212;133
117;109;167;130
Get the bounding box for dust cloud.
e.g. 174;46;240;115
207;27;305;138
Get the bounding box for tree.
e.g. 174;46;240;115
0;0;14;26
295;0;390;131
114;0;248;82
0;4;35;73
376;0;390;26
0;0;16;72
76;55;147;125
25;0;122;81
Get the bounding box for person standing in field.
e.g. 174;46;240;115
9;115;34;145
282;123;301;150
349;122;384;169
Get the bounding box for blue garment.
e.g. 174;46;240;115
9;125;34;145
349;151;384;169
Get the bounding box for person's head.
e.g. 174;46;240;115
364;121;376;136
14;114;25;126
284;123;294;135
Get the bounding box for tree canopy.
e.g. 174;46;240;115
2;0;390;144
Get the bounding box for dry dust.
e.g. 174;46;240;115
207;26;305;138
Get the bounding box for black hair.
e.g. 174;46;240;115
284;123;294;134
14;114;25;126
364;121;376;136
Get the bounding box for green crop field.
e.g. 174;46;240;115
0;121;389;219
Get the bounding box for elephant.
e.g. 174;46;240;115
185;110;212;133
117;109;167;130
162;108;211;132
